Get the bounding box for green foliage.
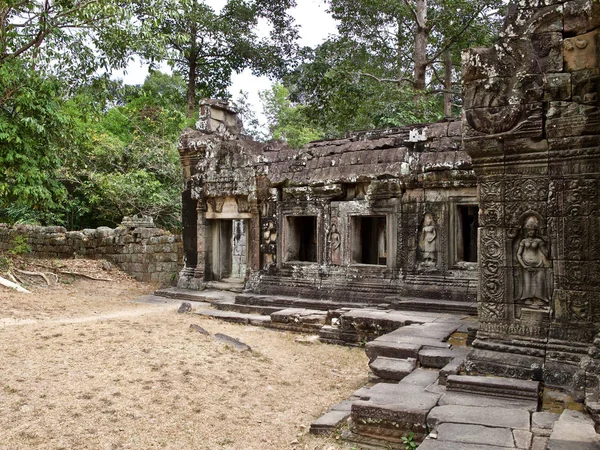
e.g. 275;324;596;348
8;236;31;256
260;83;323;148
402;432;417;450
286;0;503;137
135;0;300;115
0;59;71;211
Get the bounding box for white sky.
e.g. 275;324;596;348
113;0;337;121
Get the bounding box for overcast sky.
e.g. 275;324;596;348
113;0;338;122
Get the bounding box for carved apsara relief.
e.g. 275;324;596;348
328;219;341;265
513;214;554;318
418;212;437;269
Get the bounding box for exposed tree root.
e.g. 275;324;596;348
58;270;112;282
0;275;31;294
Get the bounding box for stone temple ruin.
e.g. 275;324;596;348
170;1;600;448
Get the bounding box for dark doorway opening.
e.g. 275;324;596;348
286;216;318;262
457;205;478;262
352;216;387;265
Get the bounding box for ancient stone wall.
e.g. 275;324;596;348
0;223;183;284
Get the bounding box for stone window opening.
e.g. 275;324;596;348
456;205;478;263
285;216;318;262
352;216;387;265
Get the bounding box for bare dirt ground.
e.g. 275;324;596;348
0;256;368;450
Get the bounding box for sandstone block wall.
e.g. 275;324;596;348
0;224;183;284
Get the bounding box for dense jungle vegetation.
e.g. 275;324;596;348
0;0;503;230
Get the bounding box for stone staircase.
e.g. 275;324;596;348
146;287;600;449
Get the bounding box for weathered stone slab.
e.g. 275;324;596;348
369;357;416;381
400;368;439;387
547;410;600;450
418;440;515;450
309;410;349;435
446;375;541;401
427;405;531;430
433;423;516;448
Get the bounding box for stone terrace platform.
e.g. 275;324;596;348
144;288;600;450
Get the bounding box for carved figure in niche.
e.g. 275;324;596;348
515;215;553;311
418;213;437;268
329;222;341;265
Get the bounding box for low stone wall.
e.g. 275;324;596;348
0;224;183;284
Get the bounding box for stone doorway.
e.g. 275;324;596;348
207;219;248;282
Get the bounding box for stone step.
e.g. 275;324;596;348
235;293;371;311
369;356;416;381
446;374;541;402
192;308;271;326
318;325;363;346
392;298;477;316
418;347;469;369
309;401;353;435
154;287;237;303
351;383;442;442
214;302;282;316
206;279;245;293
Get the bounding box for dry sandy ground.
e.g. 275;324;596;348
0;258;368;450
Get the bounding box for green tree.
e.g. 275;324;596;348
260;83;322;149
136;0;299;117
286;0;503;137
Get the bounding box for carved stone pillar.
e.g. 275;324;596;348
463;1;600;399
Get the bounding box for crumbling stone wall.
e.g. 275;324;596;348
178;102;479;307
0;224;183;284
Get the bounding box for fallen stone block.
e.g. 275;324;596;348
189;324;210;335
213;333;251;352
177;302;192;313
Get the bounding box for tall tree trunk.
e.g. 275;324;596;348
444;49;452;117
413;0;428;93
187;58;197;118
186;25;198;118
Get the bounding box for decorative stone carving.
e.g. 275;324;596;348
514;214;553;315
418;213;437;268
328;221;341;265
